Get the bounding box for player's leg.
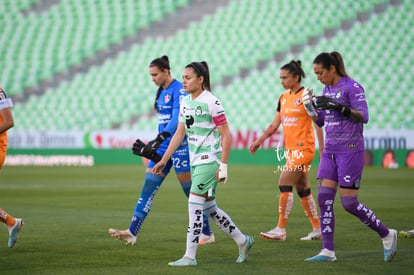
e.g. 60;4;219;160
296;171;321;240
338;150;397;262
0;208;23;248
198;163;253;263
172;146;214;244
306;151;338;262
261;168;300;241
109;158;172;245
204;199;254;263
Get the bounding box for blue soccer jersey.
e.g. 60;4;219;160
155;79;187;149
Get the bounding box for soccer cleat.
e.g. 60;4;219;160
8;218;23;248
300;229;322;241
236;235;255;263
305;249;337;262
199;232;215;245
399;229;414;239
383;229;397;262
108;228;136;245
168;257;197;267
260;227;286;241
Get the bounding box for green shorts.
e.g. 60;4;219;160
190;162;219;198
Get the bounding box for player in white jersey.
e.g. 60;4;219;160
153;61;254;267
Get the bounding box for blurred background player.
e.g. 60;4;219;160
153;61;254;267
399;229;414;239
0;86;23;248
303;51;397;262
250;60;323;241
109;56;214;245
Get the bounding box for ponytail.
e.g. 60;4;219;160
313;51;349;78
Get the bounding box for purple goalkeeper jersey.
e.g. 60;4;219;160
319;77;369;153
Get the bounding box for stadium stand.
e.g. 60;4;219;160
2;0;413;131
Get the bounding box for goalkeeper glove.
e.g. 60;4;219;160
145;132;171;151
217;162;228;183
302;87;318;116
315;96;351;117
132;138;162;163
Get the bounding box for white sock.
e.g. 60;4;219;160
184;194;206;260
204;199;245;246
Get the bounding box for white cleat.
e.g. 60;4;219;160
300;229;322;241
168;257;197;267
383;229;397;262
260;227;286;241
199;232;215;245
8;218;24;248
108;228;136;245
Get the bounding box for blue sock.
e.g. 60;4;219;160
180;181;212;236
129;173;164;236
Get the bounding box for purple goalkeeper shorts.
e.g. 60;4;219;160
317;149;364;189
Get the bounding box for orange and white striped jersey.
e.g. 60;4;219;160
277;88;315;152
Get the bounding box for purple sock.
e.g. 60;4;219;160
318;186;336;251
340;196;389;238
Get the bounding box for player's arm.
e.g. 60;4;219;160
249;111;281;154
217;122;231;183
315;84;368;123
0;92;14;135
152;122;185;174
0;108;14;135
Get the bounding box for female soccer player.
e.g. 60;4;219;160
303;51;397;262
153;61;254;267
0;86;23;248
109;56;213;245
249;60;324;241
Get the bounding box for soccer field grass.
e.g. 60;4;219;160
1;165;413;274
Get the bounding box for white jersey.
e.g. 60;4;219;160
179;90;227;166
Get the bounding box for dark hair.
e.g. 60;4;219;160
313;51;349;78
150;55;171;110
185;61;211;92
280;60;306;82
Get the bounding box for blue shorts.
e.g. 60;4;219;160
147;141;190;175
317;149;364;189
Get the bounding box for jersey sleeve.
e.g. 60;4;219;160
210;98;227;126
276;95;282;112
348;81;369;123
0;88;13;111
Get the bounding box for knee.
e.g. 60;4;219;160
340;196;359;213
297;188;311;198
279;185;293;192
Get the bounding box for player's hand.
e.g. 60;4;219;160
302;87;318;117
132;138;146;156
152;160;166;175
249;141;260;155
132;138;162;163
315;96;351;117
216;162;228;183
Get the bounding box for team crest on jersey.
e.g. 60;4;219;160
294;99;301;106
335;90;342;99
164;94;171;103
195;106;202;116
